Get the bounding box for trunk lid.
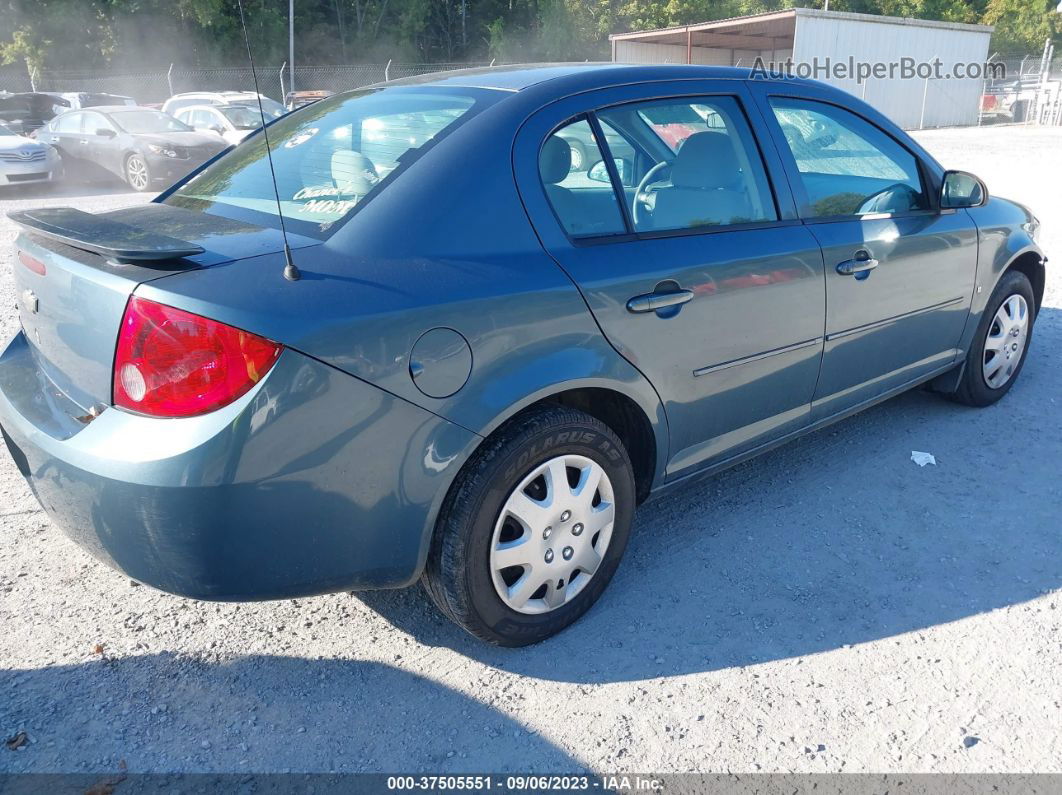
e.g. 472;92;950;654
10;202;317;410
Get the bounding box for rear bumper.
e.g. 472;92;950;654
0;331;477;600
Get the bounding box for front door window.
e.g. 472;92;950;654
769;98;928;218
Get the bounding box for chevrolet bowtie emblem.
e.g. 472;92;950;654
21;289;38;314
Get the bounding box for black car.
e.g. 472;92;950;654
37;106;228;191
0;92;72;136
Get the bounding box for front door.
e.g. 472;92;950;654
80;111;121;177
755;92;979;416
515;82;826;478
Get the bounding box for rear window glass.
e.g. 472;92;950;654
166;87;498;240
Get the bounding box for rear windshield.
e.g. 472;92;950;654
165;86;499;240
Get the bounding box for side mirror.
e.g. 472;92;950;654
96;128;116;138
941;170;987;209
588;157;633;185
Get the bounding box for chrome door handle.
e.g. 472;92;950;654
626;288;694;314
836;250;879;276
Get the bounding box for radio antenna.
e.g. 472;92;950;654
236;0;301;281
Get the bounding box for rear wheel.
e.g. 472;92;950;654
423;405;636;646
125;153;152;191
949;269;1035;407
567;140;586;172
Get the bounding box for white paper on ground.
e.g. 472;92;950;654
911;451;937;467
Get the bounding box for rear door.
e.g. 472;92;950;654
749;86;978;417
514;80;826;478
41;112;84;169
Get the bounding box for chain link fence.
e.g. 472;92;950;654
3;62;494;105
976;48;1062;127
4;52;1060;127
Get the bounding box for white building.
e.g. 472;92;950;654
610;8;994;128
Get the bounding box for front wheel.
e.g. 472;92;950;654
949;269;1035;407
125;153;152;192
423;405;636;646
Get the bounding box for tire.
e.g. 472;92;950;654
949;269;1035;407
124;153;152;192
568;140;586;172
423;404;636;646
50;158;66;186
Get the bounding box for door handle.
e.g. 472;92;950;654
626;288;694;314
836;250;879;276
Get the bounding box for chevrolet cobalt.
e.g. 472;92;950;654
0;65;1046;645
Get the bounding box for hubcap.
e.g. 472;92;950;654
569;145;583;171
489;454;616;615
127;157;148;190
982;293;1029;389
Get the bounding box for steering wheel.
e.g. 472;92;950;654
633;160;673;228
856;182;921;215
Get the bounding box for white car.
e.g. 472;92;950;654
173;104;263;146
0;121;60;186
161;91;285;119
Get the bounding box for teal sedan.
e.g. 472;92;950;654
0;65;1046;646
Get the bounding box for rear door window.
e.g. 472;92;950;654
54;112;83;133
539;118;627;238
597;96;777;233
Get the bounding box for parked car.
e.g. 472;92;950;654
0;120;61;186
0;65;1046;646
981;76;1043;123
285;90;334;110
0;91;72;135
162;91;285;119
37;106;228;191
556;120;634;173
172;103;264;146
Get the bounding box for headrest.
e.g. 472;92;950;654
670;131;742;190
331;150;379;195
539;136;572;184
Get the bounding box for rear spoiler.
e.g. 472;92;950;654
7;207;204;264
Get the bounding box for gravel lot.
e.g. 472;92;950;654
1;126;1060;775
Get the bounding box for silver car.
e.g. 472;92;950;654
0;122;60;187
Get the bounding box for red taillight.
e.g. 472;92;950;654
17;251;46;276
113;296;282;418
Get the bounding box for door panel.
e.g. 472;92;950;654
570;228;825;474
810;214;977;414
753;91;978;416
514;82;825;478
44;112;84;172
